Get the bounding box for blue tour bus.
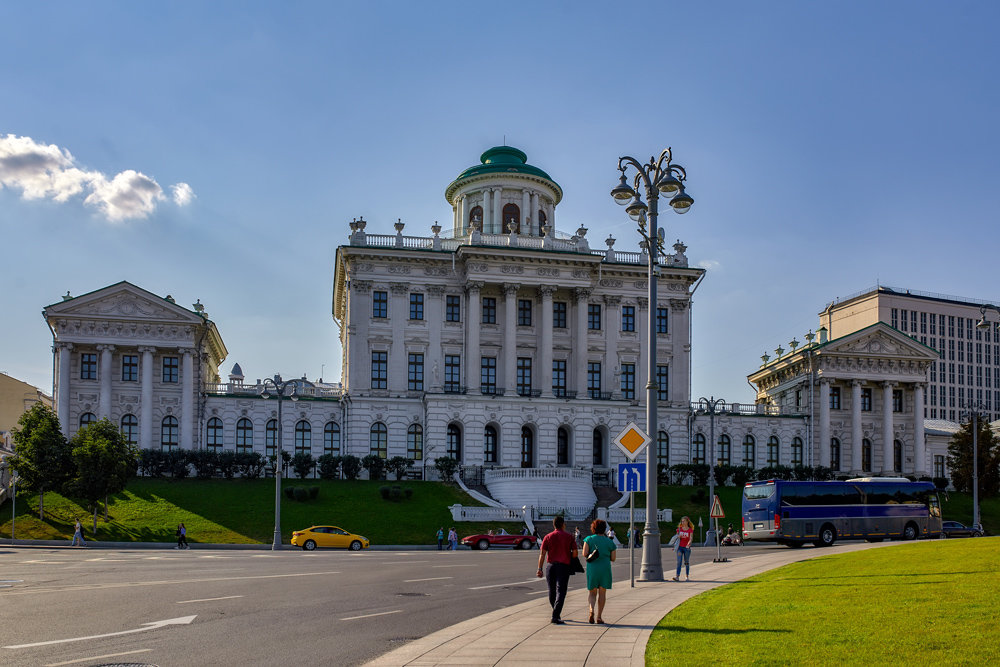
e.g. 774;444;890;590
742;478;942;547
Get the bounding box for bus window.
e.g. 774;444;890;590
744;484;775;500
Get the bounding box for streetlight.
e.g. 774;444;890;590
696;396;725;546
969;304;1000;532
260;374;305;550
611;148;693;582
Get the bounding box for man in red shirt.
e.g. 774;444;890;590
536;516;578;624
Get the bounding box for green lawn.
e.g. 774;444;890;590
646;538;1000;665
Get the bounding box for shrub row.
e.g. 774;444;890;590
136;449;418;481
660;463;940;488
284;485;320;501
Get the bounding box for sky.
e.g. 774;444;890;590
2;1;998;404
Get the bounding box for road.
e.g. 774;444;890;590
0;542;786;666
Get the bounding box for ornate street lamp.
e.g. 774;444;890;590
959;401;986;532
696;396;726;546
260;374;310;550
611;148;693;581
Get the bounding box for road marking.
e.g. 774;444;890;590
383;560;429;565
45;648;153;666
340;609;402;621
85;558;131;562
4;615;196;649
18;560;64;564
526;589;550;596
403;576;452;583
1;570;341;596
177;595;244;604
468;579;540;590
431;564;477;568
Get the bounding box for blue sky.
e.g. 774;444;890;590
2;2;998;403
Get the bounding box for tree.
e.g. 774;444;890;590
316;454;342;480
361;454;386;480
291;452;315;479
340;455;362;481
66;418;139;532
947;415;1000;497
433;455;458;481
8;403;73;520
386;456;414;480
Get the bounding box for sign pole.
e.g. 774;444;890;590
715;516;722;562
710;494;728;563
629;489;635;588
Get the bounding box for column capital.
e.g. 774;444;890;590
537;285;556;299
852;379;864;387
351;279;373;294
428;285;446;297
574;287;592;301
178;347;196;356
819;377;831;386
603;294;621;306
96;344;116;352
389;282;409;295
138;346;157;354
466;281;485;293
668;298;689;311
55;341;74;351
636;297;649;309
503;282;520;296
882;380;896;389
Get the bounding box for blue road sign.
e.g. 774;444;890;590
617;462;647;493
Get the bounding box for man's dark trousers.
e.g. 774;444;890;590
545;562;571;621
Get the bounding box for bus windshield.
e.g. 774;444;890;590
743;483;775;500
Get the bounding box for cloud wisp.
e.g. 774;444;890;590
0;133;193;222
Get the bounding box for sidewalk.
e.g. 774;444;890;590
368;541;897;666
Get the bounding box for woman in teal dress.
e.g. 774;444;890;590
582;519;617;624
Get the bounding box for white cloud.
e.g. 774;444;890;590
697;259;721;271
0;133;192;222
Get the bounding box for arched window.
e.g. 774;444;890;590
538;209;547;232
236;418;253;453
592;429;604;466
520;426;534;468
742;435;756;466
893;439;903;472
446;424;461;461
120;414;138;445
79;412;96;428
502;203;520;233
408;424;424;460
265;419;277;458
294;420;311;455
693;433;706;464
830;438;841;471
717;434;731;466
469;205;483;229
370;422;387;458
862;438;872;471
483;425;497;463
324;422;340;455
791;437;803;466
767;436;780;466
557;427;570;466
161;416;179;451
206;417;223;451
657;431;669;468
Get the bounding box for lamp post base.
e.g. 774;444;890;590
637;531;663;581
272;530;282;550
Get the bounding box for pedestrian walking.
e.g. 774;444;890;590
574;526;582;547
71;518;86;547
672;516;695;581
535;516;577;625
437;527;445;550
448;527;458;550
176;523;189;549
582;519;616;624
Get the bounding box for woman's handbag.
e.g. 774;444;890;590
586;547;600;563
570;555;585;574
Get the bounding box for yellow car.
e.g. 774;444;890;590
291;525;370;551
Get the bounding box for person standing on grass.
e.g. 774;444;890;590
535;516;578;625
582;518;616;624
672;516;695;581
71;518;86;547
437;527;445;550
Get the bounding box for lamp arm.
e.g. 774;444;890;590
618;156;655;194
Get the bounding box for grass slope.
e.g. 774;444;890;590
646;538;1000;664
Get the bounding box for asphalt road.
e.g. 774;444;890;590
0;541;786;666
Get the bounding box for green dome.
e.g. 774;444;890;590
446;146;562;202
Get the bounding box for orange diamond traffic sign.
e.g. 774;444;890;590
613;422;651;461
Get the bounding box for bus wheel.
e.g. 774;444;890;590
902;523;918;541
815;525;836;547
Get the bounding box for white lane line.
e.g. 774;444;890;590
85;558;131;562
403;576;452;583
526;589;550;596
468;578;540;590
45;648;153;666
382;560;429;565
4;615;196;649
2;570;341;596
431;564;478;568
340;609;403;621
177;595;244;604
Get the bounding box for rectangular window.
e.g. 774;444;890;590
445;295;461;322
444;355;461;393
656;307;669;334
481;357;497;394
891;389;902;413
829;386;841;410
861;388;872;411
552;360;567;397
162;356;179;383
891;308;898;329
371;351;387;389
911;311;917;333
517;299;533;326
482;297;497;324
553;301;567;328
656;365;669;400
621;363;635;399
948;316;955;337
408;353;424;391
587;362;602;398
899;309;907;331
588;304;601;330
81;353;97;380
372;291;388;318
516;357;532;396
122;354;138;382
409;293;424;320
934;455;945;478
920;312;927;334
621;305;636;332
930;315;936;335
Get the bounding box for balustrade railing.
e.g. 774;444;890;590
484;467;593;483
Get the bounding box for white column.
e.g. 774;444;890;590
428;286;445;392
389;283;408;392
668;299;691;404
140;346;154;449
481;189;492;234
604;295;620;397
521;189;530;234
466;282;483;394
458;195;468;236
636;298;648;401
181;348;194;450
546;200;555;231
98;344;114;419
503;283;519;394
492;187;503;234
575;288;591;396
539;286;555;397
851;380;863;472
819;379;831;469
913;383;926;475
56;342;73;435
882;381;895;472
530;192;540;236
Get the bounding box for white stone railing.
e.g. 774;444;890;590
204;382;342;399
690;401;782;416
448;505;526;522
484;467;593;483
599;507;673;523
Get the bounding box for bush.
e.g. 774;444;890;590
284;486;296;500
317;454;341;480
434;456;458;481
236;452;266;479
217;451;238;479
731;465;754;488
308;486;319;499
189;450;219;479
139;449;170;478
812;466;834;481
690;487;707;504
758;465;793;481
389;486;403;501
293;486;308;502
168;450;190;479
291;452;315;480
933;476;949;490
386;456;414;481
791;465;813;481
341;455;362;480
404;487;413;499
361;454;386;481
713;464;737;486
379;485;391;499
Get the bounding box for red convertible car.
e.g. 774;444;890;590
461;532;537;550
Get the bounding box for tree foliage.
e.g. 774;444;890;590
386;456;414;480
340;455;362;480
66;418;139;532
8;403;73;519
361;454;386;480
433;455;458;481
291;452;315;479
947;415;1000;497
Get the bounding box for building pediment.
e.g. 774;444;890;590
44;281;205;325
819;323;938;361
